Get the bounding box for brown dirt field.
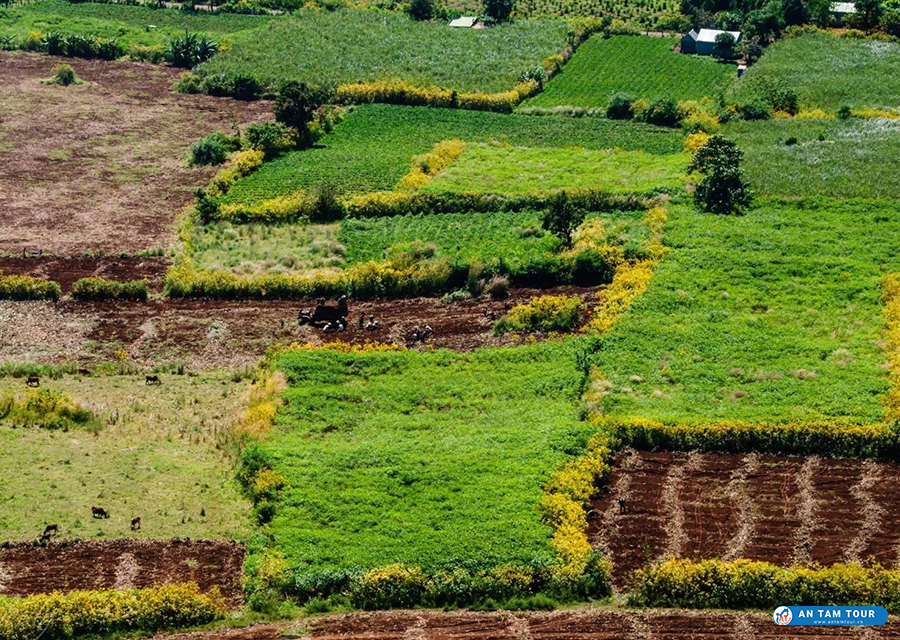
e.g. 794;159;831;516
0;538;245;605
0;52;270;256
0;285;602;367
152;609;900;640
590;450;900;588
0;255;170;292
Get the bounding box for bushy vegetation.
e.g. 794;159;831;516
0;388;99;432
71;277;149;301
244;342;605;604
494;295;584;334
190;131;242;167
630;559;900;612
524;36;735;109
0;272;60;301
44;63;81;86
223;104;682;206
197;10;568;94
727;32;900;110
0;583;223;640
688;135;752;214
422;143;688;196
588;198;900;423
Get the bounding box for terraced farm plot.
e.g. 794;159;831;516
524;35;736;109
260;343;588;580
0;0;271;49
726;117;900;199
591;449;900;587
424;143;688;195
0;373;251;541
222;104;684;206
727;32;900;111
589;198;899;423
197;10;566;93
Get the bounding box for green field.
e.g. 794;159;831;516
0;1;270;49
726;117;900;199
590;197;897;423
0;373;251;541
197;9;566;93
727;32;900;111
261;342;589;579
190;209;648;276
223;104;684;206
424;143;688;195
524;36;736;109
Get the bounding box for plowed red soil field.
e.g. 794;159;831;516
0;285;602;367
590;450;900;588
152;609;900;639
0;539;244;605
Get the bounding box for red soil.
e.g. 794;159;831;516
0;538;245;606
590;450;900;588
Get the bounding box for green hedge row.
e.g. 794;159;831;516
72;277;149;301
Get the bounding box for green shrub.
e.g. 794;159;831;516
482;0;514;22
739;100;771;120
169;31;218;68
644;97;680;127
837;104;852;119
46;63;80;86
230;73;264;100
174;71;203;94
0;272;60;301
191;136;230;166
688;135;752;215
630;559;900;613
245;122;296;159
71;277;149;301
605;93;634;120
541;191;587;248
274;80;330;132
0;388;100;432
408;0;437;20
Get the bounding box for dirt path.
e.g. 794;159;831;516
0;52;270;256
151;609;900;640
0;539;245;606
589;450;900;587
0;285;603;367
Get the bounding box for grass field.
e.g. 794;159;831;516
727;32;900;111
262;342;589;578
590;197;897;423
726;117;900;199
424;143;688;195
223;105;684;206
0;373;251;541
0;1;270;49
524;36;736;109
190;209;648;276
197;9;566;93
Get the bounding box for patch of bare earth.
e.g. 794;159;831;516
588;450;900;587
0;285;603;367
150;609;900;640
0;51;269;257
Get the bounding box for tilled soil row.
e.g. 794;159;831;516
590;450;900;588
0;538;245;606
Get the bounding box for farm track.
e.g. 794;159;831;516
590;450;900;588
0;538;245;606
0;285;602;367
152;609;900;639
0;51;269;256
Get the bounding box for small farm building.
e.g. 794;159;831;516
449;16;478;27
831;2;856;23
681;28;742;56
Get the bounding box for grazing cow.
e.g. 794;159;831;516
26;375;40;388
78;368;91;377
91;506;109;519
618;497;627;515
43;524;59;537
131;516;141;531
145;375;161;386
22;248;43;259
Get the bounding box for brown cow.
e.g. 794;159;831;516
131;516;141;530
91;506;109;519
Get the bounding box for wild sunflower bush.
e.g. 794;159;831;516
0;272;61;301
630;558;900;612
0;583;223;640
494;295;583;335
0;388;99;432
71;277;149;301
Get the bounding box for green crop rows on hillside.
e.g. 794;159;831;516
525;35;736;109
261;342;589;579
223;104;684;205
0;0;270;48
727;32;900;111
197;9;566;93
424;143;688;195
590;197;898;423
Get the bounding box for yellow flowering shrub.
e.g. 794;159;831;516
232;370;286;440
0;388;98;431
218;192;310;223
0;583;223;640
683;131;711;154
795;108;834;119
582;260;655;335
852;108;900;119
494;295;583;335
398;139;467;191
335;80;523;113
0;271;61;301
250;468;289;502
206;149;265;199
